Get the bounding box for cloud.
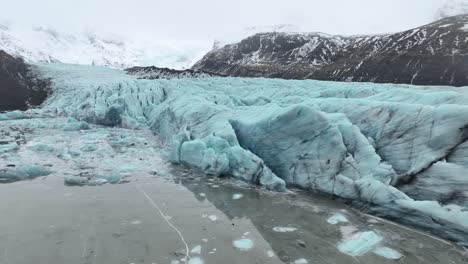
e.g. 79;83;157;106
4;0;447;42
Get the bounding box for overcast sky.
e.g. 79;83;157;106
3;0;449;42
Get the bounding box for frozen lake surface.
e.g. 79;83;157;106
0;117;467;264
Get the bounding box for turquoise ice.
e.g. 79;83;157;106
11;62;467;246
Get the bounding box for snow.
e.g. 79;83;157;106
4;62;468;246
0;22;210;69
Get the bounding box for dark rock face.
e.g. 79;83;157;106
0;50;50;111
125;66;223;80
193;15;468;87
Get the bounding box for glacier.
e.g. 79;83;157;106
2;62;468;246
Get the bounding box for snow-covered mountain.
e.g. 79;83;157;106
193;14;468;86
212;24;303;50
0;22;210;69
435;0;468;19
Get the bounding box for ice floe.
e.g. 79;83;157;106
337;231;383;256
327;214;348;225
233;238;254;251
272;227;298;233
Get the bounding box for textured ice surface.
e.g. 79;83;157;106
0;164;52;183
272;227;298;233
327;214;348;225
190;245;202;254
16;63;468;245
62;117;91;131
0;143;19;153
188;257;204;264
293;259;308;264
337;231;383;256
0;110;28;120
233;239;254;251
232;193;243;200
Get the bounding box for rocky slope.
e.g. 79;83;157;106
0;50;49;111
125;66;222;79
193;15;468;86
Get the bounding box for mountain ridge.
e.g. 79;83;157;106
193;15;468;86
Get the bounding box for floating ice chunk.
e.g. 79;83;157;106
170;261;180;264
0;143;19;153
337;231;383;256
190;245;201;254
272;227;298;232
199;193;206;197
373;247;403;260
208;215;218;221
64;176;88;186
327;214;348;225
267;250;275;257
233;238;254;251
293;259;308;264
0;164;53;183
64;173;120;186
232;193;243;200
188;257;204;264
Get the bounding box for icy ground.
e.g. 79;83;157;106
2;63;468;248
0;142;467;263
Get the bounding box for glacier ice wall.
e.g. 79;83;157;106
32;63;468;246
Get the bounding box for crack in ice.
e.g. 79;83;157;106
135;184;191;261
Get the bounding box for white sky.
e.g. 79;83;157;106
3;0;448;42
